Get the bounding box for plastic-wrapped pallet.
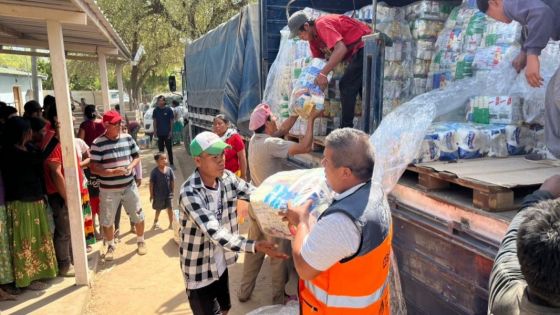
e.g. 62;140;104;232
376;5;414;114
415;122;459;162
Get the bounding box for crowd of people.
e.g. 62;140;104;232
175;5;560;315
0;95;157;298
2;1;560;312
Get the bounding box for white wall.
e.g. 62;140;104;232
0;74;44;107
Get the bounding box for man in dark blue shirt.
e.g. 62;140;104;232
153;95;175;167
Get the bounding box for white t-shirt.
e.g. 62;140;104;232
300;184;363;271
188;182;227;290
74;138;89;161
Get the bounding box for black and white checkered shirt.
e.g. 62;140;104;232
178;169;256;289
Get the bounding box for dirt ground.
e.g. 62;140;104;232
85;145;276;315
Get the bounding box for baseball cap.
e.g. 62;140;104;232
249;103;272;131
102;110;122;124
190;131;231;157
288;11;310;39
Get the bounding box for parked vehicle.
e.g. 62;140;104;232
143;93;183;135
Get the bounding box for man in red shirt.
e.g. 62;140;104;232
288;12;371;128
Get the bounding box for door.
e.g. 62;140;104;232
12;86;23;114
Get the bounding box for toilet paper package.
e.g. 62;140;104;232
456;123;488;159
505;125;535;155
416;122;459;162
478;124;508;157
466;96;523;125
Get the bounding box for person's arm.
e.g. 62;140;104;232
48;161;67;201
168;109;174;139
90;161;126;177
288;110;322;156
238;149;248;180
153;110;158;136
232;172;255;201
80;150;91;168
127;155;141;174
180;190;286;258
272;115;298;138
78;127;86;140
282;201;361;280
314;41;348;90
488;175;560;313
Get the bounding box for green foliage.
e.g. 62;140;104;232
0;54;31;71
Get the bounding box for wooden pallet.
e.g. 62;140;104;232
285;134;327;149
406;164;536;212
405;157;560;212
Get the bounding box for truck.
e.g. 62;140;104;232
182;1;550;314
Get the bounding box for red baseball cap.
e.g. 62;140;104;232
102;110;122;124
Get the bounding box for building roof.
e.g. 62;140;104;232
0;66;46;78
0;0;131;59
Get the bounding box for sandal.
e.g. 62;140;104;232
27;281;48;291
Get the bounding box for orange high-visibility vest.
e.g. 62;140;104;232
299;182;393;315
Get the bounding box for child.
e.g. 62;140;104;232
150;153;175;229
477;0;560;160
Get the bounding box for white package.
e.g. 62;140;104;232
505;125;535;155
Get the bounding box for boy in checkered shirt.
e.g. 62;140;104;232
179;131;287;315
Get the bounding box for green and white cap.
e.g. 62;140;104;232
190;131;231;157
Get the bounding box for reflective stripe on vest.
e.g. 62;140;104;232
304;274;389;309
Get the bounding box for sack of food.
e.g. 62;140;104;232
250;168;333;240
289;58;330;118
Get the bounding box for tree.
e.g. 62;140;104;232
97;0;250;107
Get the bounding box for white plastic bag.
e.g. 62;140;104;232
250;168;333;240
247;301;300;315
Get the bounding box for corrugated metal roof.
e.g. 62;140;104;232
0;0;131;59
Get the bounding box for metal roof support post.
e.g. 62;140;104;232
46;19;89;286
116;63;125;110
98;52;110;111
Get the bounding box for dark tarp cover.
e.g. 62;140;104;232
185;4;261;134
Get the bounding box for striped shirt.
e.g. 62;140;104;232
90;133;140;190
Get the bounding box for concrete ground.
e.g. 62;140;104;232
84;145;276;315
0;249;100;315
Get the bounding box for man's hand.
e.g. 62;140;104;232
255;240;289;259
526;55;543;88
308;108;324;121
281;200;313;228
540;175;560;199
512;51;527;73
111;167;127;176
314;72;329;91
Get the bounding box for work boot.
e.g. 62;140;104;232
137;242;147;255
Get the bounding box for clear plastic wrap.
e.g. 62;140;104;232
247;301;299;315
250;168;333;240
289;58;330;118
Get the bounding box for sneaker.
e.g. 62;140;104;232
137;242;147;255
152;222;160;230
105;245;116;261
59;264;75;277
